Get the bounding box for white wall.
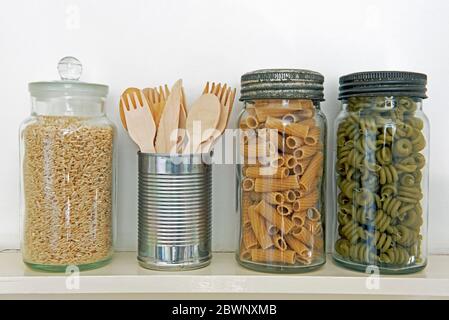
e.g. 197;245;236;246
1;0;448;253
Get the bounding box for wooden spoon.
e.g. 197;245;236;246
184;93;221;154
200;82;236;152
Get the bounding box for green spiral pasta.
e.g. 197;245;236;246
334;96;426;270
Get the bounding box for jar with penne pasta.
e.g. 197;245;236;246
237;69;327;273
332;71;429;274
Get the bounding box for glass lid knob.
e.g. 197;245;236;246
57;56;82;81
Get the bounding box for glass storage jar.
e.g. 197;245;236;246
236;69;327;273
332;71;429;274
20;57;116;272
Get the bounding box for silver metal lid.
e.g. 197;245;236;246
240;69;325;101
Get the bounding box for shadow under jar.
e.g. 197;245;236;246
237;69;327;273
333;71;429;274
20;57;116;272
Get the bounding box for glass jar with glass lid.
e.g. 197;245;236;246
20;57;116;272
236;69;327;273
333;71;429;274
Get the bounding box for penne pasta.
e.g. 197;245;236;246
266;221;280;236
286;136;304;149
284;154;297;169
297;190;319;209
276;203;293;216
245;166;289;179
304;219;322;235
293;144;323;160
255;200;295;234
282;113;301;123
243;226;259;249
248;206;274;249
250;249;296;265
245;115;259;129
283;190;296;203
254;175;299;192
292;227;314;248
292;210;307;226
306;207;321;222
265;117;310;138
273;234;288;251
299;152;323;192
285;235;311;259
262;192;285;205
304;126;321;146
242;177;255;191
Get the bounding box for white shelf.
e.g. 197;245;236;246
1;252;449;298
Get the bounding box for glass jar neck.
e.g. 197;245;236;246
341;96;423;113
31;95;106;117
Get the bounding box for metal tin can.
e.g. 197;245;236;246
137;152;212;270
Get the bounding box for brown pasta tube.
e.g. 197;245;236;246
254;175;300;192
282;113;301;123
283;190;296;202
304;126;320;146
245;115;259;129
296;255;312;265
250;249;296;265
273;234;288;251
299;152;323;192
262;192;285;205
304;219;322;235
245;166;289;179
312;234;324;251
306;207;321;222
292;227;314;248
285;235;311;259
297;190;319;209
242;177;255;191
242;141;276;158
255;200;295;234
266;221;280;236
243;226;259;249
269;155;286;168
286;136;304;149
265;117;310;138
276;203;293;216
284;154;298;169
248;206;274;249
293;144;323;160
292;210;307;226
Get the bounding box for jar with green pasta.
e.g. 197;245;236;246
332;71;429;274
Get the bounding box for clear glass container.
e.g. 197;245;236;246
332;71;429;274
236;69;327;273
20;57;116;272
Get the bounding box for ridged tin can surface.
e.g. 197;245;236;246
137;152;212;270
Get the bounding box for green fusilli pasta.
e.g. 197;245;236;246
334;96;426;269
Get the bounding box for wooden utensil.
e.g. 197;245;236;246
121;90;157;153
184;93;221;154
200;82;236;152
119;87;142;130
155;79;183;153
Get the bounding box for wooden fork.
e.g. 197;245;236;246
200;82;236;152
121;90;157;153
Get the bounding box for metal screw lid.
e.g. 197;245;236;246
240;69;325;102
338;71;427;100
